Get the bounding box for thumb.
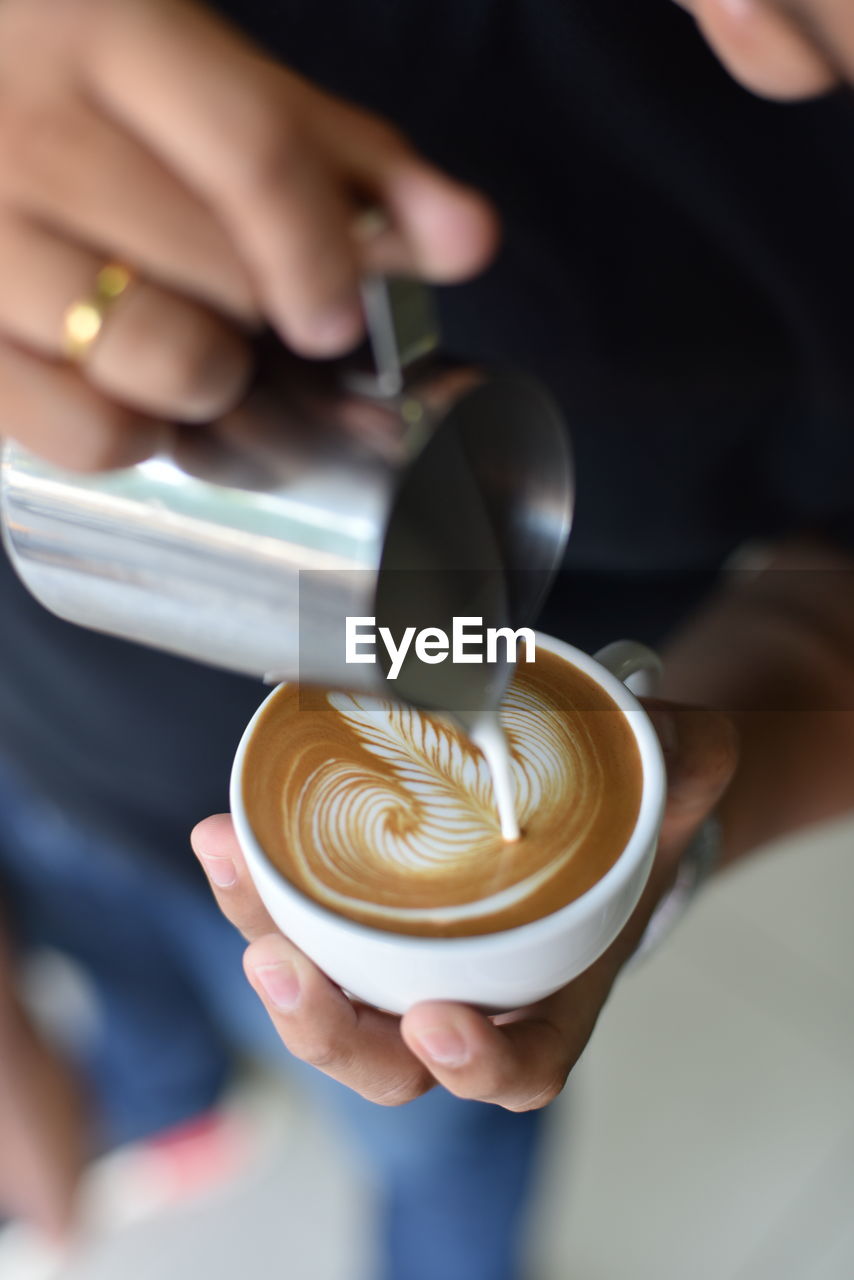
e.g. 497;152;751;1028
643;700;739;855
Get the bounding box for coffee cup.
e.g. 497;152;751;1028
230;633;666;1014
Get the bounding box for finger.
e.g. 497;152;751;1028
643;701;739;852
0;217;252;421
193;817;435;1104
84;1;367;353
402;707;738;1110
219;146;366;358
402;1000;573;1111
693;0;838;98
244;932;434;1105
0;338;162;471
0;93;258;324
85;1;496;342
321;105;502;281
191;814;278;944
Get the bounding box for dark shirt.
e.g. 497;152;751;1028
2;0;854;869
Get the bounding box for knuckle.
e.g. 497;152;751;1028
297;1032;352;1073
509;1072;567;1114
366;1072;431;1108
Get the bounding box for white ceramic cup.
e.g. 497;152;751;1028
231;633;666;1014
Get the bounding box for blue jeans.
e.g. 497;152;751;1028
0;759;543;1280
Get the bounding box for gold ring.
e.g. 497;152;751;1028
62;263;134;363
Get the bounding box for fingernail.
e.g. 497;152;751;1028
411;1027;469;1068
719;0;754;18
198;854;237;889
254;960;301;1012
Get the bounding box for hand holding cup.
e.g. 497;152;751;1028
192;645;737;1111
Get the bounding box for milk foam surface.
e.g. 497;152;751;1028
243;649;642;937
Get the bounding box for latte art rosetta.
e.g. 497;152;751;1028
287;682;589;924
243;649;643;937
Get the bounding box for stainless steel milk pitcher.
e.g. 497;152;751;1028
1;277;573;718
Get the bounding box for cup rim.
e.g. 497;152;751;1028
230;632;666;953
